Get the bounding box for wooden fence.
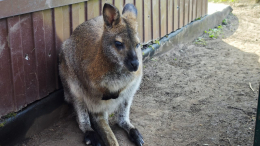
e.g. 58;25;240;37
0;0;208;117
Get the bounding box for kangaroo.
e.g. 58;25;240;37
59;3;144;146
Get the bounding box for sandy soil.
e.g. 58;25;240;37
20;2;260;146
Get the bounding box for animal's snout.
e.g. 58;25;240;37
130;60;139;71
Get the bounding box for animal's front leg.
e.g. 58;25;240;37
116;99;144;146
89;112;119;146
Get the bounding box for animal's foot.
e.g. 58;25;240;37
129;128;144;146
84;131;104;146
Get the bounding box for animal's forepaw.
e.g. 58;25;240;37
84;131;103;146
129;128;144;146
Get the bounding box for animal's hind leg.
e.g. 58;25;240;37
73;99;103;146
116;98;144;146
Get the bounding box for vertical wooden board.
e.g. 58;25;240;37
136;0;143;42
178;0;184;28
7;16;26;110
144;0;151;43
33;11;48;98
72;2;86;31
173;0;178;31
196;0;201;18
54;6;70;89
192;0;197;21
160;0;167;37
188;0;192;23
20;14;38;103
102;0;113;7
43;9;56;95
205;0;208;15
167;0;173;33
152;0;160;39
0;19;15;117
125;0;134;4
87;0;100;20
201;0;205;17
184;0;189;26
114;0;124;13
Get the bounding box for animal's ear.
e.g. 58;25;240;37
103;3;121;27
122;3;137;20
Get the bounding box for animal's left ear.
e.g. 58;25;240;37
122;3;137;20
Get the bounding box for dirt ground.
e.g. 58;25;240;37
19;2;260;146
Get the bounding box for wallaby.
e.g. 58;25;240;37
59;3;144;146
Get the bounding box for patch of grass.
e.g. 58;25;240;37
195;37;207;45
222;19;228;25
154;40;160;45
149;45;155;50
3;112;17;119
109;114;114;118
204;25;223;39
195;17;201;21
0;122;6;128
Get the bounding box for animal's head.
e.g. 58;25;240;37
101;3;140;72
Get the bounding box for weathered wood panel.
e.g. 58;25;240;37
167;0;173;33
173;0;178;31
0;19;15;116
87;0;100;20
188;0;192;23
144;0;152;43
7;16;27;110
125;0;134;5
152;0;160;39
54;6;70;89
136;0;143;42
184;0;189;26
192;0;197;21
72;2;85;31
201;0;205;17
178;0;184;28
114;0;124;13
196;0;202;18
20;14;39;103
160;0;167;37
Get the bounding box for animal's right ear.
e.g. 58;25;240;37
103;3;121;27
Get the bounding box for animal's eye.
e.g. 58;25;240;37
115;41;124;49
136;43;140;48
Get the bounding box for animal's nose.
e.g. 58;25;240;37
130;60;139;71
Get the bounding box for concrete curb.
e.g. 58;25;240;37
0;4;233;146
142;4;233;61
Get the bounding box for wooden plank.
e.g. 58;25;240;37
33;11;48;98
87;0;100;20
178;0;184;28
184;0;189;26
206;0;208;15
152;0;160;39
201;0;205;17
160;0;167;37
192;0;197;21
196;0;201;18
43;9;56;96
188;0;192;23
72;2;86;31
0;19;15;117
102;0;113;8
125;0;134;4
167;0;173;33
20;14;39;103
144;0;152;43
54;6;70;89
136;0;143;42
7;16;26;110
173;0;178;31
114;0;124;13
